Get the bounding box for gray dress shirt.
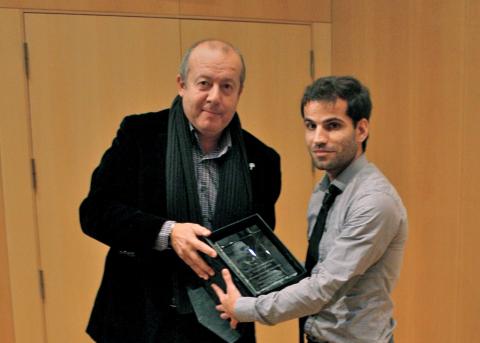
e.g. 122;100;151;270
235;155;408;343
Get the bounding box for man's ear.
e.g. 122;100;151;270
176;74;186;96
356;118;369;144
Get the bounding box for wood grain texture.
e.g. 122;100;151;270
25;13;181;342
0;0;180;15
0;0;331;22
332;0;478;342
179;0;331;22
0;8;46;343
0;153;15;343
456;0;480;341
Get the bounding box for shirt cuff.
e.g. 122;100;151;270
153;220;176;251
234;296;258;322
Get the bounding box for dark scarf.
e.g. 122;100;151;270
166;95;253;313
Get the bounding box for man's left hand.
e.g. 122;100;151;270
211;269;241;329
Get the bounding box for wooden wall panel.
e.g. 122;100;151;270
179;0;331;22
457;1;480;341
0;153;15;343
0;0;180;15
332;0;469;342
0;0;331;22
403;3;464;341
0;8;46;343
313;23;331;78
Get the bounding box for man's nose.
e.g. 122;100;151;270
313;127;328;144
206;84;221;103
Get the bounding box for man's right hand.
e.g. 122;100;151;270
170;223;217;280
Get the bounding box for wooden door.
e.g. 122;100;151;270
0;151;15;343
180;20;313;343
25;14;316;343
25;13;180;342
0;8;46;343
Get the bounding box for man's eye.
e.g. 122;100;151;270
222;84;234;92
305;121;316;130
198;80;210;87
327;122;341;130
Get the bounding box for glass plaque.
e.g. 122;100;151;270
204;214;306;296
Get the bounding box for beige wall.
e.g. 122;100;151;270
332;1;480;342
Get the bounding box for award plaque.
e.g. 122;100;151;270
204;214;306;297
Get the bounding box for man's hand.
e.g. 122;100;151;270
211;269;241;329
170;223;217;280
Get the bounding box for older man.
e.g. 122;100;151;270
80;39;281;343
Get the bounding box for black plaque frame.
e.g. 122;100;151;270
204;214;306;297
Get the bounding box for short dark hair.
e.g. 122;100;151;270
301;76;372;151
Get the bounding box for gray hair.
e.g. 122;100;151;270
178;39;246;88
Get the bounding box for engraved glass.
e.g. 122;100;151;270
205;214;306;296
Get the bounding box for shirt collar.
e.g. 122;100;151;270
189;123;232;158
318;154;368;192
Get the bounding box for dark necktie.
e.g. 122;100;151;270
304;184;342;274
299;184;342;343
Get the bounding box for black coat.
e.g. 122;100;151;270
79;109;281;342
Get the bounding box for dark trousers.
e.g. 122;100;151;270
307;336;394;343
154;307;255;343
